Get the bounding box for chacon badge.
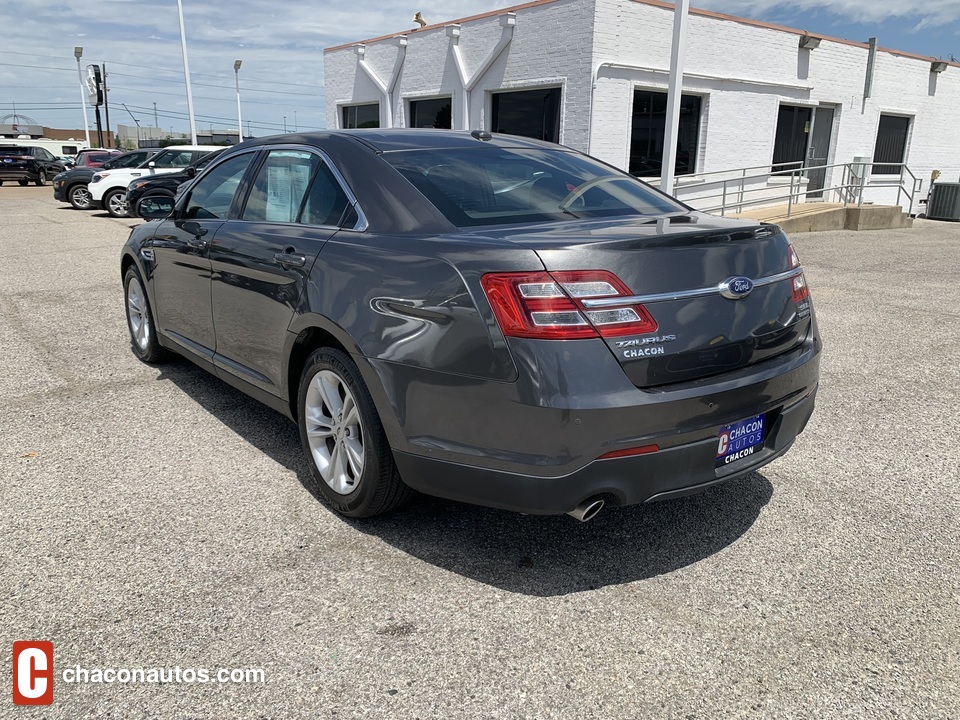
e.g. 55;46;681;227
719;276;754;300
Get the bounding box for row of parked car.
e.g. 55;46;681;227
50;144;224;218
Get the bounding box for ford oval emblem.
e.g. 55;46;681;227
719;276;754;300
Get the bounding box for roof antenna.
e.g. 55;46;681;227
471;129;492;141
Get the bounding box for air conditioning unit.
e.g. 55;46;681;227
927;182;960;221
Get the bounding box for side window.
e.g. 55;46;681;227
153;151;193;168
40;148;55;160
117;153;143;168
300;163;351;226
184;153;255;220
242;150;319;223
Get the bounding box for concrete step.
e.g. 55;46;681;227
728;202;913;233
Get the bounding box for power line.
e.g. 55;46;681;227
0;50;320;89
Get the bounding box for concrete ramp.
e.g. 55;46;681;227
730;202;913;233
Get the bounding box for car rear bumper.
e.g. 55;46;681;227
0;169;37;182
362;326;821;515
391;386;816;514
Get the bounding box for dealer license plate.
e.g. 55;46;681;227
716;414;765;467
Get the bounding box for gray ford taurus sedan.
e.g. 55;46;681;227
122;130;820;521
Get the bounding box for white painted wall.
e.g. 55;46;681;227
324;0;960;211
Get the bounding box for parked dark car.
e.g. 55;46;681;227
0;146;65;186
127;148;226;218
53;149;160;210
122;130;820;521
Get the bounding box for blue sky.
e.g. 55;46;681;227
0;0;957;139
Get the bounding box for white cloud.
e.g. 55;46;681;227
697;0;960;25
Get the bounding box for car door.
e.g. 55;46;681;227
209;147;352;396
36;148;61;174
147;151;258;364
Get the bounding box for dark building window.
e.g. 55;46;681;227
872;115;910;175
772;105;812;173
342;104;380;129
491;87;561;143
410;98;452;129
629;90;701;177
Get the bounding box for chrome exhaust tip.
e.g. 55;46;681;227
566;498;605;522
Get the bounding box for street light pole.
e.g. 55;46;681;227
234;59;243;143
660;0;690;196
74;47;91;146
283;116;287;133
176;0;198;144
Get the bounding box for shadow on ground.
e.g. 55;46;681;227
158;358;773;597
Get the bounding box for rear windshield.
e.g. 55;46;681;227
77;152;115;165
383;146;683;227
0;147;29;155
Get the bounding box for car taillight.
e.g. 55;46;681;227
481;270;657;340
788;244;810;303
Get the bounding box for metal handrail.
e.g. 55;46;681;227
671;159;921;218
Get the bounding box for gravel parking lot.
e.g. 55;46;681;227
2;185;958;719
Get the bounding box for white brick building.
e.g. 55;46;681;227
323;0;960;210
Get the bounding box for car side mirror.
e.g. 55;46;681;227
138;196;175;219
185;166;197;178
148;161;156;168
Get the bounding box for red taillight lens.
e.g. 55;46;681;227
787;244;810;303
481;270;658;340
597;444;660;460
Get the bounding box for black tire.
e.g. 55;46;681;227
35;170;47;187
123;266;168;364
104;188;130;218
297;348;411;518
18;179;28;187
68;184;93;210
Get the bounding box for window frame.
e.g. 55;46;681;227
490;86;563;143
408;96;453;129
179;150;261;221
629;87;704;178
341;103;381;129
209;144;367;231
871;113;912;176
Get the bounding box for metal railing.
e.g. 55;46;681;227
668;159;922;218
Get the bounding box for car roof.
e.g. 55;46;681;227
244;129;562;154
160;145;224;151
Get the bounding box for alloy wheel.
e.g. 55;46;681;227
107;191;129;217
70;185;92;210
303;370;365;495
126;275;150;351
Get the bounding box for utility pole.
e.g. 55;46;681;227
153;102;159;128
122;103;142;148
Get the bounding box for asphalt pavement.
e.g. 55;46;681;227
1;185;958;719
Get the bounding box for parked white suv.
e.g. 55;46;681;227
89;145;222;217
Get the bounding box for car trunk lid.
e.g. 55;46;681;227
477;213;813;388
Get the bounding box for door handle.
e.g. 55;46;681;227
274;251;306;268
187;237;209;250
